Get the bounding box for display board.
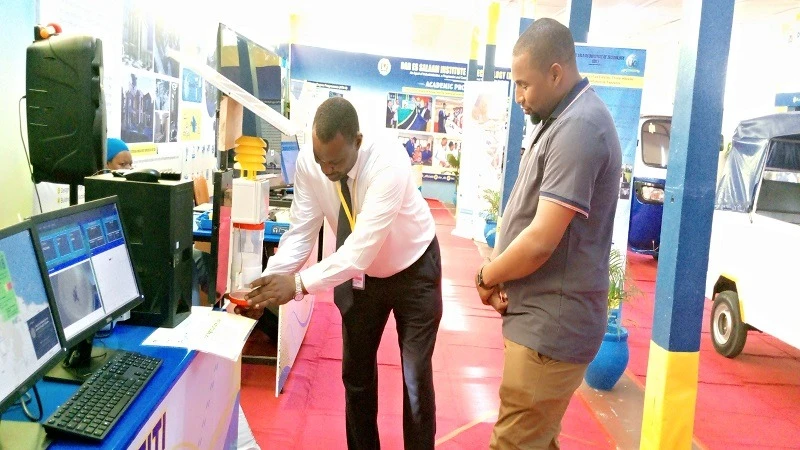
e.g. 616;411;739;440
289;44;511;204
574;44;647;259
452;81;510;241
36;0;219;212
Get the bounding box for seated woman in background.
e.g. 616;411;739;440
106;138;133;170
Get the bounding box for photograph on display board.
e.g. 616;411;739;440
154;18;180;78
154;111;169;143
121;73;155;143
433;97;463;135
432;136;462;169
620;164;633;199
182;69;203;103
169;81;179;142
205;51;218;118
398;132;434;166
122;0;154;71
181;108;202;141
387;93;433;132
155;79;170;111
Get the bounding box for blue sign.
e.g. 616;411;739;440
291;45;509;95
775;92;800;107
576;45;647;169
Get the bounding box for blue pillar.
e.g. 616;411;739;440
501;16;534;213
482;2;500;82
640;1;735;448
568;0;592;43
467;26;480;81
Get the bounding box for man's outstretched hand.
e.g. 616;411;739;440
245;274;295;309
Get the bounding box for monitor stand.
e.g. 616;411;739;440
43;337;117;384
0;420;48;449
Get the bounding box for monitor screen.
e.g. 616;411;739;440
0;223;64;413
34;198;141;346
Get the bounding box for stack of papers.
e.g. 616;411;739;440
142;307;256;361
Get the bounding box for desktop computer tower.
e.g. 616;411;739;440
85;174;192;328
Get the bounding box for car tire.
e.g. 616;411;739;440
710;290;747;358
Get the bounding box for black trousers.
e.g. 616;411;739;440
335;236;443;450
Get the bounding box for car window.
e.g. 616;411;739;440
641;119;670;169
765;137;800;173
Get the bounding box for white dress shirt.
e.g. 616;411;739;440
264;135;437;295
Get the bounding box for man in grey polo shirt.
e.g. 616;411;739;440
475;18;621;449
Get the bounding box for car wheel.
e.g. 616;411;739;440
710;290;747;358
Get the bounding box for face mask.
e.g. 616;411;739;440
530;113;542;125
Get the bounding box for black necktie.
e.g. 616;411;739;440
336;178;353;248
334;178;354;313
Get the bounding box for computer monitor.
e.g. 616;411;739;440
32;196;143;383
0;221;65;414
209;169;233;306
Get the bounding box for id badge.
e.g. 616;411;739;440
353;273;365;290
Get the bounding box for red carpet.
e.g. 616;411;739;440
240;199;614;449
623;252;800;449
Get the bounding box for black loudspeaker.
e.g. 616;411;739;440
27;35;106;185
85;174;193;328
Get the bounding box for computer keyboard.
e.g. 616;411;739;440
43;350;162;441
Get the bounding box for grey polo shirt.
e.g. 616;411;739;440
496;78;621;364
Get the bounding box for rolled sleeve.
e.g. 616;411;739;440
539;118;609;219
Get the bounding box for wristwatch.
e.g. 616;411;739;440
294;273;305;301
476;264;492;289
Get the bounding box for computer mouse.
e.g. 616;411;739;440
124;168;160;183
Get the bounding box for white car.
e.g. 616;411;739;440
705;113;800;357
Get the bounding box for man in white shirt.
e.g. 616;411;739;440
244;97;442;450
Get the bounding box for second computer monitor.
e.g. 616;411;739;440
0;221;65;413
32;197;143;383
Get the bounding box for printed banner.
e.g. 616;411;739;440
452;81;510;241
126;352;239;450
290;45;510;204
575;45;647;258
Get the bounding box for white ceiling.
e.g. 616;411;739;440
531;0;799;43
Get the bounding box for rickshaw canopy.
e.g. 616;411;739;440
715;112;800;212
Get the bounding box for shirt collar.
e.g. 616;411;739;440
346;138;366;181
547;77;590;121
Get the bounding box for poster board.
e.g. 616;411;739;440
452;81;510;241
36;0;218;212
574;44;648;259
289;45;511;205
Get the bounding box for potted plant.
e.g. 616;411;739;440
481;188;500;248
445;153;460;204
584;247;638;390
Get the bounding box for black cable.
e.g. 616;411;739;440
91;168;111;176
19;96;44;214
19;385;43;422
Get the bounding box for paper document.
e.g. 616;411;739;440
142;306;256;361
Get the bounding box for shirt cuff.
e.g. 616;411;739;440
298;264;326;295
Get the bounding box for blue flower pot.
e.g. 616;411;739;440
584;325;629;391
484;220;497;248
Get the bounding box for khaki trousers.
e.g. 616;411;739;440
490;338;589;450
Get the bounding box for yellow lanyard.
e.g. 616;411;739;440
336;178;357;231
